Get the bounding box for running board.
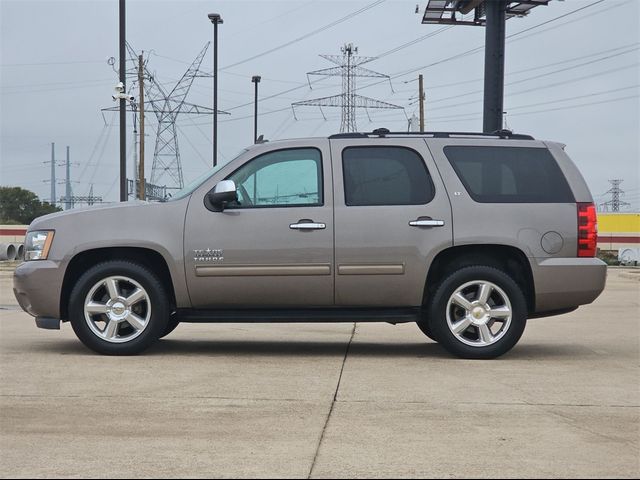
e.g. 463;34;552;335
176;307;421;324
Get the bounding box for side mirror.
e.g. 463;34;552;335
205;180;238;212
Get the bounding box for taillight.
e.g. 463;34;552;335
577;202;597;257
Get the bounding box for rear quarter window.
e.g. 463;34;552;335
444;146;575;203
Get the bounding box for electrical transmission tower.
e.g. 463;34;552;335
45;142;64;204
292;44;403;133
102;42;229;197
44;144;73;209
62;185;103;209
600;179;631;212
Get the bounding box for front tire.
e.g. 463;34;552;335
427;266;527;359
68;261;170;355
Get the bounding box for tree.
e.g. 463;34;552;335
0;186;61;225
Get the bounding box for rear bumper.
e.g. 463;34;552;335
13;260;63;319
531;257;607;313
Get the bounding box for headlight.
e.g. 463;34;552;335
24;230;55;261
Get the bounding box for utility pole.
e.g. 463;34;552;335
133;114;138;199
65;146;72;210
119;0;127;201
138;53;145;200
50;142;56;204
418;74;425;132
251;75;261;143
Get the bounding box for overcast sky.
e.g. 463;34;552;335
1;0;639;209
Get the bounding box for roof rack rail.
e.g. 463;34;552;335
328;129;534;140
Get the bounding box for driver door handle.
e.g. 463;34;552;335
409;217;445;227
290;219;326;230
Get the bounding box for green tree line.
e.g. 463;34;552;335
0;186;61;225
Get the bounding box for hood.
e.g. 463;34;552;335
30;200;157;230
28;197;191;263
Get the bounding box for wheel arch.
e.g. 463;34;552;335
423;244;535;313
60;247;177;320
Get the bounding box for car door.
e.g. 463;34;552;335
184;140;334;307
330;137;453;306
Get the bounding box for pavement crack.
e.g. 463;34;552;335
307;322;356;479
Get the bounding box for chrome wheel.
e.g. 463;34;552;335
83;276;151;344
446;280;512;348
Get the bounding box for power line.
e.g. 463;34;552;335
375;25;455;59
428;94;639;123
508;85;639;111
1;77;114;90
151;0;627;130
220;0;387;71
508;94;639;117
426;47;639;107
423;42;639;91
357;0;618;94
506;0;605;38
428;62;640;113
428;85;639;120
1;60;104;67
0;80;114;95
219;0;608;114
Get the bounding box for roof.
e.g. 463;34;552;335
328;128;535;140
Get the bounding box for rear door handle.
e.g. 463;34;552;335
290;219;326;230
409;217;445;227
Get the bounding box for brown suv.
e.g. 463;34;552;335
13;130;607;358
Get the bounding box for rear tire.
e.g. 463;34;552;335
427;266;527;359
68;261;170;355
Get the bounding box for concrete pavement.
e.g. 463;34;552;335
0;268;638;478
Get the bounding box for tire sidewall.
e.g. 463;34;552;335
160;317;180;339
428;266;527;359
69;261;169;355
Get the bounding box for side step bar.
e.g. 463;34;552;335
176;307;422;324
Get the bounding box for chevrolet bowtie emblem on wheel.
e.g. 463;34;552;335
193;249;224;262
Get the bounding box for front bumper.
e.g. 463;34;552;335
531;257;607;313
13;260;63;319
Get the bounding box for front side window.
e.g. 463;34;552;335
227;148;323;208
342;146;434;206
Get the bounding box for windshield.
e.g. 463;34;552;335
164;148;250;201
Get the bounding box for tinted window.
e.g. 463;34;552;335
342;147;434;206
444;146;574;203
227;148;322;208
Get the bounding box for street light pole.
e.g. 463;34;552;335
119;0;127;201
251;75;261;143
208;13;223;167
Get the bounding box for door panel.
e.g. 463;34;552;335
331;138;453;307
184;141;334;307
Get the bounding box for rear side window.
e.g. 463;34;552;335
342;146;434;206
444;146;574;203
